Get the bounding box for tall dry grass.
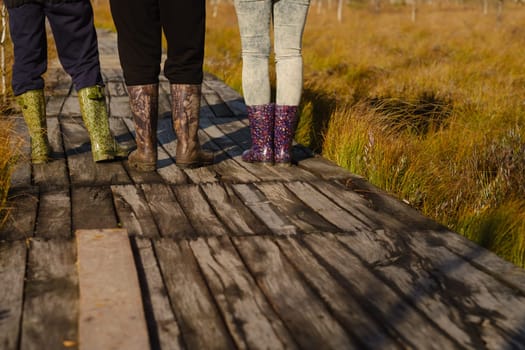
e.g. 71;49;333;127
205;1;525;267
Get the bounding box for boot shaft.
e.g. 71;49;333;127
274;105;298;165
127;84;159;160
16;89;50;164
242;104;275;163
170;84;213;167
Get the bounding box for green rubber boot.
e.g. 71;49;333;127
78;86;128;162
16;89;50;164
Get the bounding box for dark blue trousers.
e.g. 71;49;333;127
8;0;103;96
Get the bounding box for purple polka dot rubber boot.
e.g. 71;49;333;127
242;104;275;163
274;105;299;166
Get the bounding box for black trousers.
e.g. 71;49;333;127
109;0;205;86
7;0;103;96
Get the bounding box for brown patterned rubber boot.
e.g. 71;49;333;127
78;85;129;162
274;105;299;166
127;84;159;172
170;84;214;168
16;89;50;164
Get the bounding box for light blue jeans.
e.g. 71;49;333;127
234;0;310;106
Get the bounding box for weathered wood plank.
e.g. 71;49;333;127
302;233;459;349
21;239;78;350
141;183;194;239
158;81;172;117
132;238;184;350
200;183;267;235
76;229;149;350
297;156;354;181
72;186;117;231
274;237;402;349
254;182;339;234
111;184;160;238
9;116;31;189
341;229;525;349
0;190;38;241
153;238;235;349
190;236;297;349
35;190;71;239
203;74;247;118
33;117;69;191
233;183;297;235
171;185;229;237
233;236;356;349
285;181;371;233
0;241;27;350
61;95;81;116
45;94;67;117
61;117;130;186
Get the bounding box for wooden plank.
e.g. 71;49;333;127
202;86;234;118
111;184;160;238
200;183;267;235
203;74;247;118
232;236;356;349
76;229;149;350
9;116;31;189
343;229;525;349
233;183;297;236
61;95;81;116
33;117;69;191
132;238;184;350
254;182;339;234
72;186;117;231
190;236;297;349
171;185;229;237
158;82;172;117
153;238;235;349
285;181;371;233
141;183;194;239
0;241;27;350
45;94;67;117
35;190;71;239
109;96;131;118
274;237;402;349
61;117;130;186
0;190;38;241
297;155;355;181
302;233;460;349
21;239;78;350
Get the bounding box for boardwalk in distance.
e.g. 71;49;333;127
1;30;525;350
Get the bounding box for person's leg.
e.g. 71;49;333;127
160;0;213;168
109;0;162;85
233;0;274;163
8;4;47;95
273;0;310;165
8;4;50;163
45;0;127;162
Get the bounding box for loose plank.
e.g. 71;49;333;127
111;184;160;238
233;236;356;349
133;238;184;350
141;183;194;239
190;237;297;349
0;241;27;350
21;239;78;350
153;238;235;349
76;229;150;350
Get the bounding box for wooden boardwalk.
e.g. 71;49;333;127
1;30;525;350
